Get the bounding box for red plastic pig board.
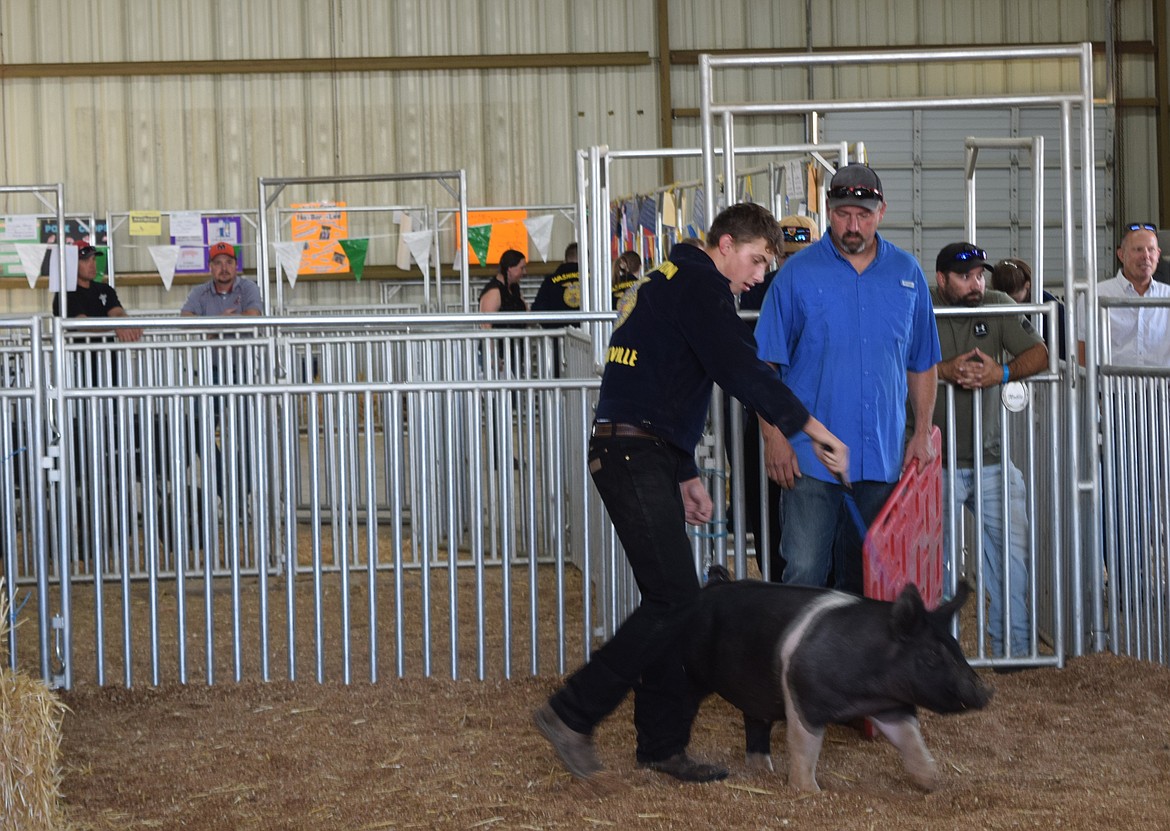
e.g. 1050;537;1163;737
863;425;943;606
860;425;943;739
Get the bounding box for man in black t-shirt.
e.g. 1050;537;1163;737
52;242;142;342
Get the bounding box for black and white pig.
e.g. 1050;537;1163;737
682;571;992;792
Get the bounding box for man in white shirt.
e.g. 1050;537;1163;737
1078;224;1170;367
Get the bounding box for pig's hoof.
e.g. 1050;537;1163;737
787;772;821;792
744;752;774;773
906;760;940;792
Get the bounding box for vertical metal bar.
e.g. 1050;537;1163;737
87;386;107;685
364;383;380;684
1078;47;1100;657
307;380;325;683
582;390;602;653
254;360;272;683
575;151;591;314
171;393;189;684
445;389;460;680
282;386;298;681
699;54;716;230
525;380;540;678
116;392;134;686
336;387;352;685
390;387;406;679
33;316;59;684
199;391;216;684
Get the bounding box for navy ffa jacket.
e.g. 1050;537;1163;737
595;243;810;479
532;261;581;313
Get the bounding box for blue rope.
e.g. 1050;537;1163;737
843;490;869;538
2;446;26;463
691;516;728;540
9;590;32;627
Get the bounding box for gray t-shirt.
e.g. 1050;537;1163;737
930;287;1044;466
181;278;263;316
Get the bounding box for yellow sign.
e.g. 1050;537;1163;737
290;202;350;273
129;211;162;236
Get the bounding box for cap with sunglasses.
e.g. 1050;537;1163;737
826;164;884;213
778;214;819;254
936;242;992;274
75;241;101;260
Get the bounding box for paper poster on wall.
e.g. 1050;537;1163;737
171;211;206;273
290;202;349;273
129;211;162;236
0;216;41;277
457;210;528;265
172;215;243;273
38;217;108;278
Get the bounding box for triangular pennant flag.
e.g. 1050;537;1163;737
14;243;50;289
467;224;491;267
402;229;434;275
395;212;413;271
638;196;658;233
338;238;369;281
274;240;306;288
149;245;181;291
523;215;554;263
662;191;677;228
47;246;79;291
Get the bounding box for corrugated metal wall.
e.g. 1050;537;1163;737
0;0;1162;313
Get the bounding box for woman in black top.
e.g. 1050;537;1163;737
478;248;528;326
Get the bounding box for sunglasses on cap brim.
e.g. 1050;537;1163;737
950;248;988;263
827;186;883;202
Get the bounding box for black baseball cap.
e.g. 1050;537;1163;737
936;242;992;274
826;164;884;212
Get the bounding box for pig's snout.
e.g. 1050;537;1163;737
962;676;994;711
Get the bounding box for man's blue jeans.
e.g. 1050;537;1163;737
780;476;895;592
944;463;1031;657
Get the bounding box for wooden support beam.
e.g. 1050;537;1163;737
0;52;650;80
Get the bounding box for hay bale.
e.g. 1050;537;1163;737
0;579;68;831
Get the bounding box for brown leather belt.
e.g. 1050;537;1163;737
591;422;658;440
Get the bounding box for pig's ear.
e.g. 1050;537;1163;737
890;582;927;637
934;581;972;621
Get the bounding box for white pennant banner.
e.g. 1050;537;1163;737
523;215;555;263
48;246;79;291
395;213;413;271
149;245;181;291
14;243;50;289
274;241;305;288
401;230;434;275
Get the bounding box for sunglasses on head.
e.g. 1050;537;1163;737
951;248;987;263
827;185;883;202
1125;223;1157;233
782;226;812;243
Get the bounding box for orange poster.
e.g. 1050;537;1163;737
458;210;528;265
290;202;349;273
